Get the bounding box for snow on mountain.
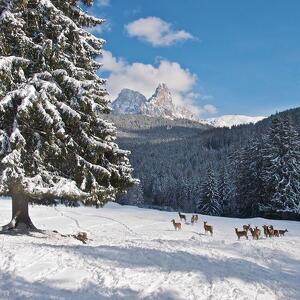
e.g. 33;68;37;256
204;115;266;128
111;85;265;127
142;83;177;119
112;83;197;121
1;198;300;299
111;89;147;115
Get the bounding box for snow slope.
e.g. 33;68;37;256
0;199;299;300
203;115;266;128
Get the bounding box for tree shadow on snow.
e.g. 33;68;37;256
0;271;181;300
32;242;300;299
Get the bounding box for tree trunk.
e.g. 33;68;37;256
0;191;36;232
11;193;35;229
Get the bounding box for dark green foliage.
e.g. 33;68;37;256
197;166;222;216
0;0;134;206
261;117;300;213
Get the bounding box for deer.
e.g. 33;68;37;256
191;214;198;225
235;228;248;240
255;226;261;237
262;225;269;238
268;225;279;237
252;226;261;240
171;219;181;231
267;226;275;238
204;221;213;236
243;224;251;233
249;227;260;240
194;214;199;223
249;227;255;239
191;215;196;225
279;229;288;236
178;212;186;223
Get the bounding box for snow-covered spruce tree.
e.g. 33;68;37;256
218;162;234;216
261;117;300;214
197;166;222;216
0;0;135;231
234;137;266;216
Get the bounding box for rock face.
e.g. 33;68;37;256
111;83;197;121
143;83;180;119
111;89;147;115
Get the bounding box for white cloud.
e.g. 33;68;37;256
99;51;216;116
125;17;194;47
202;104;217;114
95;0;110;7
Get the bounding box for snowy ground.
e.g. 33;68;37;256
0;199;300;300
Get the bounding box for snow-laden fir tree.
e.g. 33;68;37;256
234;137;266;216
218;161;234;216
197;166;222;216
261;117;300;214
0;0;135;231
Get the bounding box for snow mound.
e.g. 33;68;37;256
103;201;122;208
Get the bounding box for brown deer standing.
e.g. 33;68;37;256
254;226;261;239
279;229;288;236
178;212;186;223
249;227;260;240
235;228;248;240
267;226;275;238
194;215;198;223
255;226;261;237
262;225;269;238
191;215;196;225
243;224;251;234
204;221;213;236
268;225;279;237
191;214;198;225
171;219;181;231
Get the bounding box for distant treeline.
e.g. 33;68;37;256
106;107;300;220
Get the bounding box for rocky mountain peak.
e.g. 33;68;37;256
145;83;177;118
111;83;195;120
112;89;147;115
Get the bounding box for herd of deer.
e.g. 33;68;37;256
235;224;288;240
171;212;213;236
171;213;288;240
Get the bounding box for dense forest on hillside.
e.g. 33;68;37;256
105;107;300;219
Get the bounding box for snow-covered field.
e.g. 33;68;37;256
0;199;300;300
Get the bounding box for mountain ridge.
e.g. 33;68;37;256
111;84;265;127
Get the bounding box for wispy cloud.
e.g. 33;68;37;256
202;104;217;114
95;0;110;7
99;51;216;116
125;17;194;47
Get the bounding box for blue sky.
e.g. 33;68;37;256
88;0;300;117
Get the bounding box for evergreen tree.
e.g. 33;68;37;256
197;166;222;216
234;137;265;216
218;161;234;216
0;0;135;231
261;117;300;214
117;184;144;207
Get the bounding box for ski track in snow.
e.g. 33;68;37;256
0;200;300;300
